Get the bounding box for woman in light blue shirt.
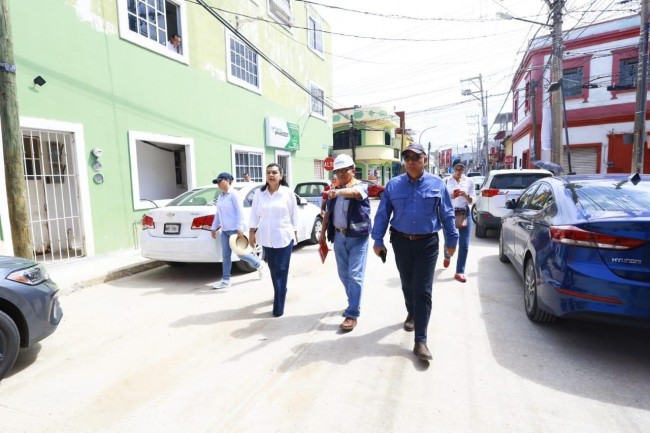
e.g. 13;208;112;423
210;172;264;289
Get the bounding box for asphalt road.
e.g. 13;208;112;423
1;202;649;433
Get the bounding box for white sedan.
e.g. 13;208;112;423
140;183;323;271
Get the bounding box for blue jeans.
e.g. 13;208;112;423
391;233;439;343
220;230;262;281
443;213;471;274
263;240;294;317
333;232;369;319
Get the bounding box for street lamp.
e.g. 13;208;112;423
496;12;552;28
418;126;437;145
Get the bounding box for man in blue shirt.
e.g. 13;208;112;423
372;144;458;361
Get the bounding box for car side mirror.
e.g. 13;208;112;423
505;199;517;209
298;196;307;206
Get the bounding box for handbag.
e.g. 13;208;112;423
454;209;467;229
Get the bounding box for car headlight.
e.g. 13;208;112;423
7;264;49;285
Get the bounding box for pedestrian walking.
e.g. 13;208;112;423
371;143;458;361
210;172;265;289
249;163;298;317
442;159;476;283
319;154;371;332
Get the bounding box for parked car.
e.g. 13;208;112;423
360;179;385;199
294;180;329;207
499;174;650;324
0;256;62;381
474;169;553;237
466;171;482;178
140;183;323;271
470;175;485;223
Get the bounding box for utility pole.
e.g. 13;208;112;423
530;80;539;160
0;0;33;259
461;74;489;175
548;0;565;168
632;0;650;174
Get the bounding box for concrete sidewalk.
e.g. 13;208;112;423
44;249;163;295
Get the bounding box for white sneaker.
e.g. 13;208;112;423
211;280;231;289
257;262;266;279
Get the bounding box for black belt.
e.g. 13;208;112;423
335;227;348;235
454;207;469;212
390;228;438;241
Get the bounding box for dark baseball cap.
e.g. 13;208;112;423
452;158;465;168
212;172;234;184
401;143;426;157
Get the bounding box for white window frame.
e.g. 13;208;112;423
268;0;292;29
275;149;292;185
117;0;189;64
309;82;325;120
232;144;265;183
225;30;262;94
307;12;324;57
128;131;196;210
0;118;95;256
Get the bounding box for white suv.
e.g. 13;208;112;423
474;169;553;237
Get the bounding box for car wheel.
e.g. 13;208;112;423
498;230;510;263
471;205;477;223
235;243;265;272
164;261;186;267
0;311;20;381
310;216;323;244
377;191;383;200
523;258;556;324
475;222;487;238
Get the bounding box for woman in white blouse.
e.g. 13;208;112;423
249;163;298;317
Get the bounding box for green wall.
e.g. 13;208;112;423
9;0;332;253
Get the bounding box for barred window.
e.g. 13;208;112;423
308;15;323;54
310;84;324;117
235;151;263;182
619;59;637;86
227;32;260;92
562;67;583;97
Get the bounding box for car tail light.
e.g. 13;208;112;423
550;225;646;250
191;214;215;230
142;214;155;230
482;188;499;197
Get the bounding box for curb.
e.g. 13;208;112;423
65;260;165;294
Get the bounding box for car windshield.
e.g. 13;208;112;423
571;181;650;213
167;187;222;206
491;173;551;190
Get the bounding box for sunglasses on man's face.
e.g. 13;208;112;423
403;155;422;162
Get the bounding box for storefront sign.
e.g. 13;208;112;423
265;116;300;150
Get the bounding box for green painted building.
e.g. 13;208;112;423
0;0;332;260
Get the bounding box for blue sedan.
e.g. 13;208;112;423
499;174;650;324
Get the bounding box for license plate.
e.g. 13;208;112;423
164;223;181;235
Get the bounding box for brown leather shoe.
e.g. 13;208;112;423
403;313;414;332
339;317;357;332
413;342;433;360
454;273;467;283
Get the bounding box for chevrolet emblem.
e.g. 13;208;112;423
166;212;175;218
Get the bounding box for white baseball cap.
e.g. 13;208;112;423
333;154;355;170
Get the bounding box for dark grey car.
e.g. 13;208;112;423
0;256;62;380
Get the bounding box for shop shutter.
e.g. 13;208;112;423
562;146;598;174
